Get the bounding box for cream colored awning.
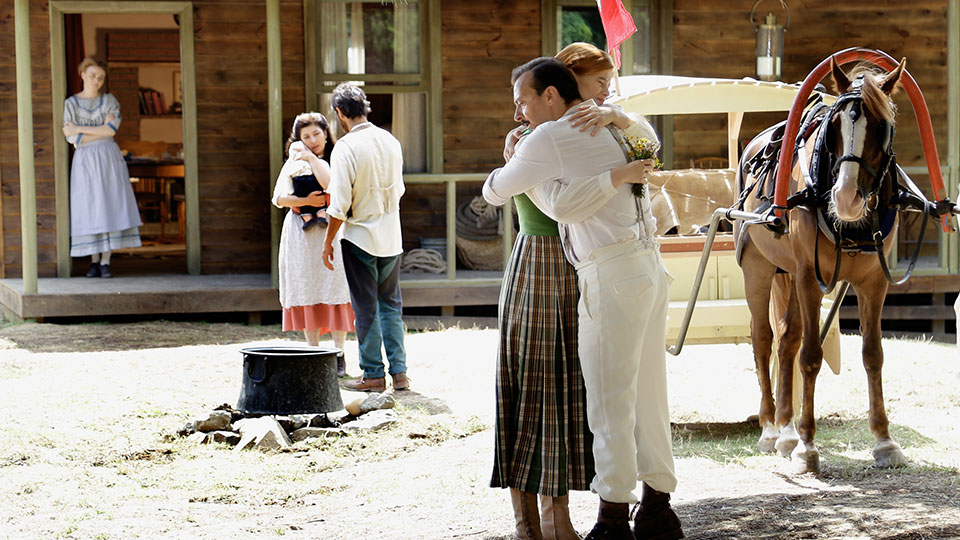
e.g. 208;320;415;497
612;75;837;116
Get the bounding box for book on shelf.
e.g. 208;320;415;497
138;88;168;115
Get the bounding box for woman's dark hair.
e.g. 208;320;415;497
286;112;335;162
510;57;582;105
331;83;372;119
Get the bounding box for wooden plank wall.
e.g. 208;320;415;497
672;0;949;173
0;0;57;280
193;0;305;274
0;0;306;278
393;0;541;253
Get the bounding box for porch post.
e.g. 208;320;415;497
15;0;38;294
949;0;959;273
267;0;283;289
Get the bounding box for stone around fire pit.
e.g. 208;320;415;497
274;415;310;433
344;392;396;416
209;431;241;445
194;410;232;432
291;427;345;442
341;409;398;433
234;416;292;452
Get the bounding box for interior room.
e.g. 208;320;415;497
66;12;186;276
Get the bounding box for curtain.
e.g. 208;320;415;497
392;3;425;172
65;14;85;96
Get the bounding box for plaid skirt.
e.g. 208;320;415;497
491;233;594;496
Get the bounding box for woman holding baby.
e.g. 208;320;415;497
272;112;355;376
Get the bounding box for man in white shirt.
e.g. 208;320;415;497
484;58;683;540
322;83;408;393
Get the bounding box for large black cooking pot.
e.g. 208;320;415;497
237;347;343;415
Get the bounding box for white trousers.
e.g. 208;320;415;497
575;240;677;503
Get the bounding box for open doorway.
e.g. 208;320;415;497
51;1;199;278
64;13;185;276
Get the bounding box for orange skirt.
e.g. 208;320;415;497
282;303;356;333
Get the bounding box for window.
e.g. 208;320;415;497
553;0;653;76
313;0;431;173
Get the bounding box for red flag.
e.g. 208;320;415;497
596;0;637;69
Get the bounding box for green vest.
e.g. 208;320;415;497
513;193;559;237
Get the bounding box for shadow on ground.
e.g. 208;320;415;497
676;478;960;539
0;321;295;353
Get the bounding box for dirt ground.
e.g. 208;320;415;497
1;321;959;540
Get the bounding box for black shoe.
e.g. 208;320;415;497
586;499;633;540
99;264;113;278
585;521;633;540
336;353;346;377
85;263;100;278
631;486;684;540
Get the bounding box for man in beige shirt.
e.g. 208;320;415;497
322;83;408;393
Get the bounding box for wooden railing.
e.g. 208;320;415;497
402;173;512;286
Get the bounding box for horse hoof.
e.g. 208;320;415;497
873;439;908;468
775;423;800;457
758;423;779;453
759;436;777;454
791;446;821;474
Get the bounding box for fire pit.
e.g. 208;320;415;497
237;347;343;415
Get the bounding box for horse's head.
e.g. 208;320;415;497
826;57;905;224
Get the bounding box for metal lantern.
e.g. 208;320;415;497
750;0;790;82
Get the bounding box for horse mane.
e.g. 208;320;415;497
844;64;898;125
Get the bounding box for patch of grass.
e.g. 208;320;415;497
133;406;172;419
672;420;760;463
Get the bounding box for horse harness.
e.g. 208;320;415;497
735;76;933;292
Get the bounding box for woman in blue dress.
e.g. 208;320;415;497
62;57;142;278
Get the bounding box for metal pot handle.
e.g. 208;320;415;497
246;355;268;384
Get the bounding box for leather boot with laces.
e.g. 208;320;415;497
631;484;683;540
539;494;581;540
584;498;632;540
509;488;543;540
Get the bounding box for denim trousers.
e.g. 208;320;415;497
341;240;407;378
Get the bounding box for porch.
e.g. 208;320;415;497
0;271;503;323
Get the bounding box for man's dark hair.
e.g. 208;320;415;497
331;82;372;119
510;57;582;105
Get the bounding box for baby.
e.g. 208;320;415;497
287;141;329;230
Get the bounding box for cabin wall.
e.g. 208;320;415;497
671;0;949;173
0;0;305;279
0;0;56;279
396;0;541;253
193;0;305;274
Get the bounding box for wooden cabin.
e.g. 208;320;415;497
1;0;958;334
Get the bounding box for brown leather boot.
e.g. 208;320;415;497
631;484;683;540
341;376;386;392
539;494;582;540
509;488;543;540
584;498;632;540
391;372;410;390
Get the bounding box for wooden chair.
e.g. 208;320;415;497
131;177;169;240
689;156;729;169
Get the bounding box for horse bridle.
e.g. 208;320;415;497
810;77;925;293
828;80;896;208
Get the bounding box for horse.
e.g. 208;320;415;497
734;57;909;474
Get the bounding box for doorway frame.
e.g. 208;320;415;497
49;1;201;276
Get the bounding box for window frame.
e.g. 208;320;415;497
304;0;442;172
542;0;654;76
